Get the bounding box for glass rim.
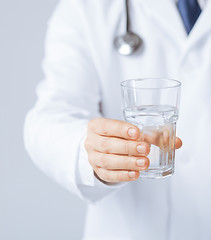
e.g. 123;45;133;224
121;78;181;90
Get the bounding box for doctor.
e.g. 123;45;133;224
24;0;211;239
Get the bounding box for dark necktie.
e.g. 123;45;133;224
177;0;202;34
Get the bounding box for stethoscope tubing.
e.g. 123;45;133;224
114;0;142;55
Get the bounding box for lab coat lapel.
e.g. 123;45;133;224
140;0;211;63
174;0;211;65
187;0;211;42
179;0;211;59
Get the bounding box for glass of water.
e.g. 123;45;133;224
121;78;181;178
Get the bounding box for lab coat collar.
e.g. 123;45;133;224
140;0;187;45
181;0;211;50
140;0;211;60
177;0;211;63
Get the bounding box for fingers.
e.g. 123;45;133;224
175;137;182;149
86;118;183;184
92;135;151;156
142;126;171;148
94;167;140;183
142;126;182;150
88;118;140;140
88;118;183;151
92;152;149;171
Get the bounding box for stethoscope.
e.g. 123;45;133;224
114;0;142;56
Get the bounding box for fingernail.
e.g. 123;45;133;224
128;128;137;138
128;171;136;178
137;145;146;154
136;159;146;167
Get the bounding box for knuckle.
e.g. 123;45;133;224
95;168;106;182
97;117;103;127
90;152;99;167
100;138;110;152
99;155;109;169
88;118;102;131
124;156;142;171
126;141;136;155
123;140;130;154
124;156;133;169
117;123;125;138
101;170;111;182
116;171;125;182
84;138;91;151
100;118;109;135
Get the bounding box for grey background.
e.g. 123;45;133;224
0;1;86;239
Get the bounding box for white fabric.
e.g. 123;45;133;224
198;0;207;8
24;0;211;239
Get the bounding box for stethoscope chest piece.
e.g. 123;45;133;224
114;0;142;56
114;32;142;56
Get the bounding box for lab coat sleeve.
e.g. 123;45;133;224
24;0;125;204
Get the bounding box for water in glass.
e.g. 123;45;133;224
124;105;178;178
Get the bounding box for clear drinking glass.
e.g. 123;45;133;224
121;78;181;178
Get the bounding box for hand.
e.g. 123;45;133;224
85;118;182;183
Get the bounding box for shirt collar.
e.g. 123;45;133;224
174;0;208;9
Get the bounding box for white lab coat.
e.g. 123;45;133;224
24;0;211;239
